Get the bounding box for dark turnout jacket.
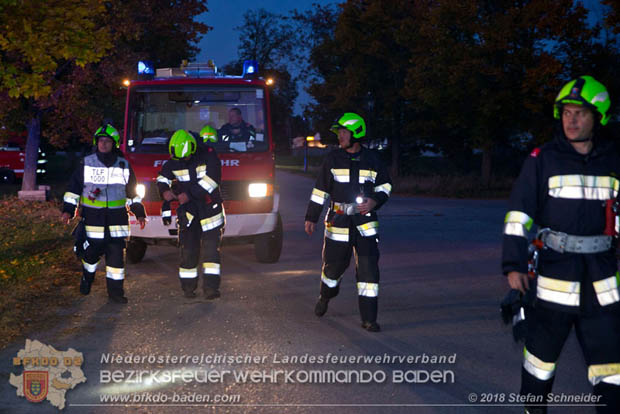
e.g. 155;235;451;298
502;128;620;313
156;146;224;231
305;146;392;239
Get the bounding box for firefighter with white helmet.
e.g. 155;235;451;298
305;112;392;332
157;129;225;299
502;75;620;413
61;124;146;303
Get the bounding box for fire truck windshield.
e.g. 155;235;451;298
126;85;268;154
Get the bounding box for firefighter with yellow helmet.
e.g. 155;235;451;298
502;76;620;413
61;124;146;303
305;112;392;332
157;129;225;299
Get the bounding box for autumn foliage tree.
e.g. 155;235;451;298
42;0;209;153
300;0;415;177
299;0;620;183
232;8;298;153
0;0;112;192
0;0;209;194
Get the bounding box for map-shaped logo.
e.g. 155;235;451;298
9;339;86;410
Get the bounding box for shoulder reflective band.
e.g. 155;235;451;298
80;196;126;208
157;175;172;186
588;363;620;386
523;348;556;381
593;272;620;306
325;225;349;242
357;221;378;237
202;262;221;275
536;275;580;307
179;267;198;279
374;183;392;196
330;169;350;183
84;166;129;185
311;188;329;205
321;272;341;288
359;169;377;183
504;211;534;238
357;282;379;297
201;211;224;232
106;266;125;281
82;260;99;273
196;165;206;179
63;192;80;205
198;174;218;193
85;225;105;239
109;225;130;238
548;175;619;200
172;169;190;182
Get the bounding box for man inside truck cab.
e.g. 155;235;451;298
218;107;256;151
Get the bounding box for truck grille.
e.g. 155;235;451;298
219;181;248;201
142;181;252;202
145;182;162;202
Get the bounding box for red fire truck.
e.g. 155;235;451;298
121;61;283;263
0;132;47;184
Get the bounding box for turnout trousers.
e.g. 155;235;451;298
318;222;380;323
82;237;126;298
521;306;620;414
178;216;224;295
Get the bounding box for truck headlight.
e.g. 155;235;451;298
248;183;269;198
136;184;146;199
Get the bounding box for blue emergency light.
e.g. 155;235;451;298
242;60;258;78
138;61;154;75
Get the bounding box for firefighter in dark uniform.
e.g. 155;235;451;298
502;76;620;414
157;129;225;299
305;112;392;332
61;124;146;304
218;107;256;150
199;125;218;145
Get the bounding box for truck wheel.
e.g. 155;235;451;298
126;238;148;264
254;213;283;263
0;170;15;184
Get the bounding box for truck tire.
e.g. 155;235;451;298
126;238;148;264
254;213;283;263
0;169;15;184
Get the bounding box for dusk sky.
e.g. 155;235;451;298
193;0;608;114
196;0;337;67
195;0;338;114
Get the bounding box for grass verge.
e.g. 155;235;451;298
0;197;81;350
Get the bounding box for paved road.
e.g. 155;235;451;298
0;171;597;413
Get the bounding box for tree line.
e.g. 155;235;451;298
235;1;620;182
0;0;209;191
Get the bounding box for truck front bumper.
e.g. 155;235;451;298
129;193;280;240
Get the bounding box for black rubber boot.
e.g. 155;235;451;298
80;275;94;295
204;288;220;300
314;296;329;317
108;295;128;304
361;321;381;332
